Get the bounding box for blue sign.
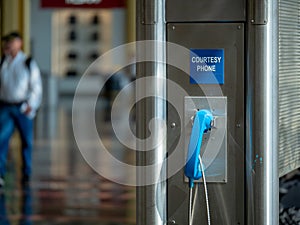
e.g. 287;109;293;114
190;49;224;84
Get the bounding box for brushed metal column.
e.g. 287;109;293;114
246;0;279;224
136;1;166;225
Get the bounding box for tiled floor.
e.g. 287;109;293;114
1;96;136;225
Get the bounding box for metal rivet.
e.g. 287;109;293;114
171;122;176;128
236;123;241;128
237;25;241;30
251;19;255;23
172;26;175;30
169;220;176;224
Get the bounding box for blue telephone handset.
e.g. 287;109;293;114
184;109;213;188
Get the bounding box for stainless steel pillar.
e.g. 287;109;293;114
136;1;166;225
246;0;279;224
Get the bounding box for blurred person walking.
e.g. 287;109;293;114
0;32;42;187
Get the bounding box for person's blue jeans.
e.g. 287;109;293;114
0;104;33;178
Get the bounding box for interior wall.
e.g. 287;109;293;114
1;0;30;54
0;1;3;55
2;0;19;34
30;0;53;74
30;0;127;76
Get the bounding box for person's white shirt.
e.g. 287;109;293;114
0;51;42;118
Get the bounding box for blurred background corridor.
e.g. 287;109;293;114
1;96;136;225
0;0;136;224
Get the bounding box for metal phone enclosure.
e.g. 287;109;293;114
167;23;244;225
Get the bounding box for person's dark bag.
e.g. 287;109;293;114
0;55;32;71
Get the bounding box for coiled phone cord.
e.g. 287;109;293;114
189;186;193;225
188;155;211;225
199;155;211;225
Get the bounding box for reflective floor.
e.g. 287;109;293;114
1;96;136;225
